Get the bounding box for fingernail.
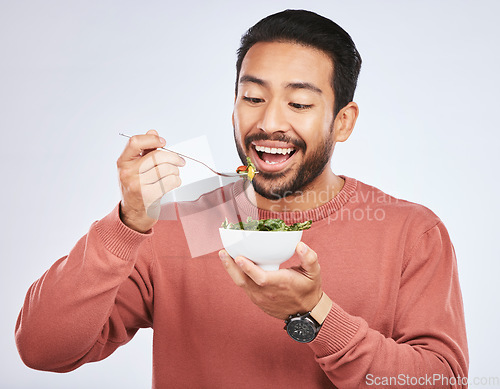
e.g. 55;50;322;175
298;242;308;255
219;251;227;260
235;258;244;268
159;137;166;145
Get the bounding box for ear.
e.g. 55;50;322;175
333;102;359;143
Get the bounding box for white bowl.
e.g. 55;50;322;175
219;228;303;271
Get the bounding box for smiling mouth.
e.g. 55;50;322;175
251;143;297;172
255;144;296;163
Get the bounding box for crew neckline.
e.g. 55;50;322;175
231;176;357;224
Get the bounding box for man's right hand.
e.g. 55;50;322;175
117;129;186;233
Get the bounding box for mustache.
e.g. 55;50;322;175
244;132;306;152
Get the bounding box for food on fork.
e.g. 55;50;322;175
236;157;257;181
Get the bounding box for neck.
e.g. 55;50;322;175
252;169;344;213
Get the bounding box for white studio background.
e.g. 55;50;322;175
1;1;499;388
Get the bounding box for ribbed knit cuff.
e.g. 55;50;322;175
309;301;361;357
94;204;153;261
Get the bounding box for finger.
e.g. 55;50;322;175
138;150;186;174
296;242;320;275
120;133;166;161
234;256;275;286
143;174;182;204
139;162;180;185
219;250;248;287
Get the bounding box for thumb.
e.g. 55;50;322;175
296;242;320;274
142;129;163;157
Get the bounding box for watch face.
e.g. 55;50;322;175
286;318;316;343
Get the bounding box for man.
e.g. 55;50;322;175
16;9;468;388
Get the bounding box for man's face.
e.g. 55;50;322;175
233;41;336;200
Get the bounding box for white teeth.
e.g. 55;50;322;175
255;145;294;155
265;160;279;165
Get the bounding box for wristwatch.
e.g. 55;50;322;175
284;292;332;343
284;312;321;343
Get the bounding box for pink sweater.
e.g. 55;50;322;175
15;177;468;388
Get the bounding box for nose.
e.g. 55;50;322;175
257;100;291;134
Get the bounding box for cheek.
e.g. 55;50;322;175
293;113;334;150
294;115;324;140
317;111;335;139
232;109;248;145
234;103;260;132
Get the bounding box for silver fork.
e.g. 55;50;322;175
119;133;257;178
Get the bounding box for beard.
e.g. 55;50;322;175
233;123;335;201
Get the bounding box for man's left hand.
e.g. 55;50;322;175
219;242;323;320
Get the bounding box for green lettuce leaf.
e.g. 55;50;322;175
221;216;312;231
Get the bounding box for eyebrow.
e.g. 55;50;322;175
286;82;323;95
239;74;322;95
239;74;268;87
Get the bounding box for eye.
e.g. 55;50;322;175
289;102;313;110
243;96;265;104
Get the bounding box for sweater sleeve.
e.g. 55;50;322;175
309;221;469;388
15;204;155;373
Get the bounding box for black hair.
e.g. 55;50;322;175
236;9;362;117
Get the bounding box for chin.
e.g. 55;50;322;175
251;172;302;200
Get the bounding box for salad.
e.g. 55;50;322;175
221;216;312;231
236;157;256;181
